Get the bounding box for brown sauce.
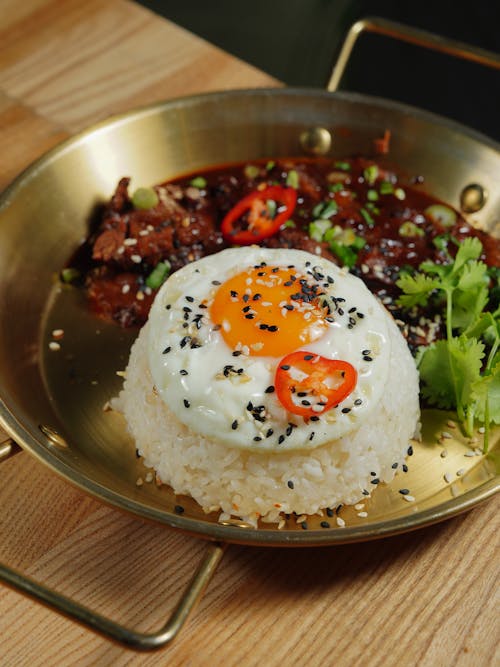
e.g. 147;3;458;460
68;157;498;349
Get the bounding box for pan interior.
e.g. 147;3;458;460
0;89;498;546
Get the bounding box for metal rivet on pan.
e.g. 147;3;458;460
460;183;488;213
299;127;332;155
39;424;68;449
219;519;254;529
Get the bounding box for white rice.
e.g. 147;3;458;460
114;311;420;527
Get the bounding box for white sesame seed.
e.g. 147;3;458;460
136;291;144;301
48;341;61;351
130;254;142;264
136;477;144;486
336;516;345;527
51;328;64;339
145;472;154;483
446;420;457;429
441;431;453;439
456;468;466;477
139;229;149;236
357;511;368;518
403;494;415;502
117;246;125;255
123;238;138;246
464;451;475;457
121;284;130;294
444;472;452;483
116;370;126;377
354;503;365;510
474;448;483;456
440;449;448;458
478;427;485;434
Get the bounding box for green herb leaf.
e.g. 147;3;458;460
286;170;299;189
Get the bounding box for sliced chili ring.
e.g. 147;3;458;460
221;185;297;245
275;351;357;418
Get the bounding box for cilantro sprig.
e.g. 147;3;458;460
397;237;499;451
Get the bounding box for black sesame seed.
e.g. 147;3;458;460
303;354;314;360
310;416;320;422
354;399;362;406
180;336;190;348
253;293;262;301
362;349;371;355
371;478;380;485
246;401;253;411
399;488;410;495
341;407;351;414
391;462;398;469
165;304;171;310
278;435;285;444
280;364;290;370
320;521;330;529
231;419;238;430
309;431;315;441
297;392;307;397
402;464;409;473
357;312;365;318
183;399;190;408
259;324;269;330
348;307;356;313
266;429;274;437
179;369;188;375
242;294;250;302
335;504;343;515
326;507;334;517
232;350;242;357
212;280;221;285
287;480;294;489
268;325;278;332
338;308;344;316
183;306;192;312
185;295;194;302
363;355;373;362
301;400;311;406
301;521;308;530
162;346;171;354
370;471;376;476
362;489;370;496
174;504;185;514
244;313;255;320
265;385;275;394
285;424;293;436
242;305;251;313
407;445;414;456
253;436;262;442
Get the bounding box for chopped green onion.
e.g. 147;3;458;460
329;241;358;268
379;181;394;195
367;189;379;202
365;203;380;215
61;267;80;283
308;219;332;242
399;221;424;238
312;200;338;219
189;176;207;189
334;161;351;171
244;165;260;179
351;235;366;251
394;187;406;201
266;199;277;218
360;207;375;227
425;204;457;228
363;164;379;185
132;187;159;210
286;170;299;189
265;160;275;171
283;219;296;228
146;261;171;289
328;182;344;193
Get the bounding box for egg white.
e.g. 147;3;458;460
147;247;391;451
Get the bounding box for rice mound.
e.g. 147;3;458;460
115;312;420;526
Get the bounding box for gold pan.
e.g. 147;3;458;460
0;19;499;649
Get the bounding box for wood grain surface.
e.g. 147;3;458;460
0;2;498;665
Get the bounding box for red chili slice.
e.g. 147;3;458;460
274;351;357;418
221;185;297;245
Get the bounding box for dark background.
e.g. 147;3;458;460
136;1;500;141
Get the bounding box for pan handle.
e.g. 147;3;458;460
0;541;225;650
0;437;22;461
328;16;500;92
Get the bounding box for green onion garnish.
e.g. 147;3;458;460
286;170;299;189
363;164;379;185
244;165;260;179
146;261;171;289
399;221;424;238
61;267;81;283
360;207;375;226
308;219;332;242
334;161;351;171
379;181;394;195
189;176;207;189
132;187;159;210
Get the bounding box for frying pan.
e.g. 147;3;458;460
0;18;499;650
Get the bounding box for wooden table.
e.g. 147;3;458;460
0;2;498;665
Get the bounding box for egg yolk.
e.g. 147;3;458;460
210;265;328;356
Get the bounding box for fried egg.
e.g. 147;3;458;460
147;247;391;451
